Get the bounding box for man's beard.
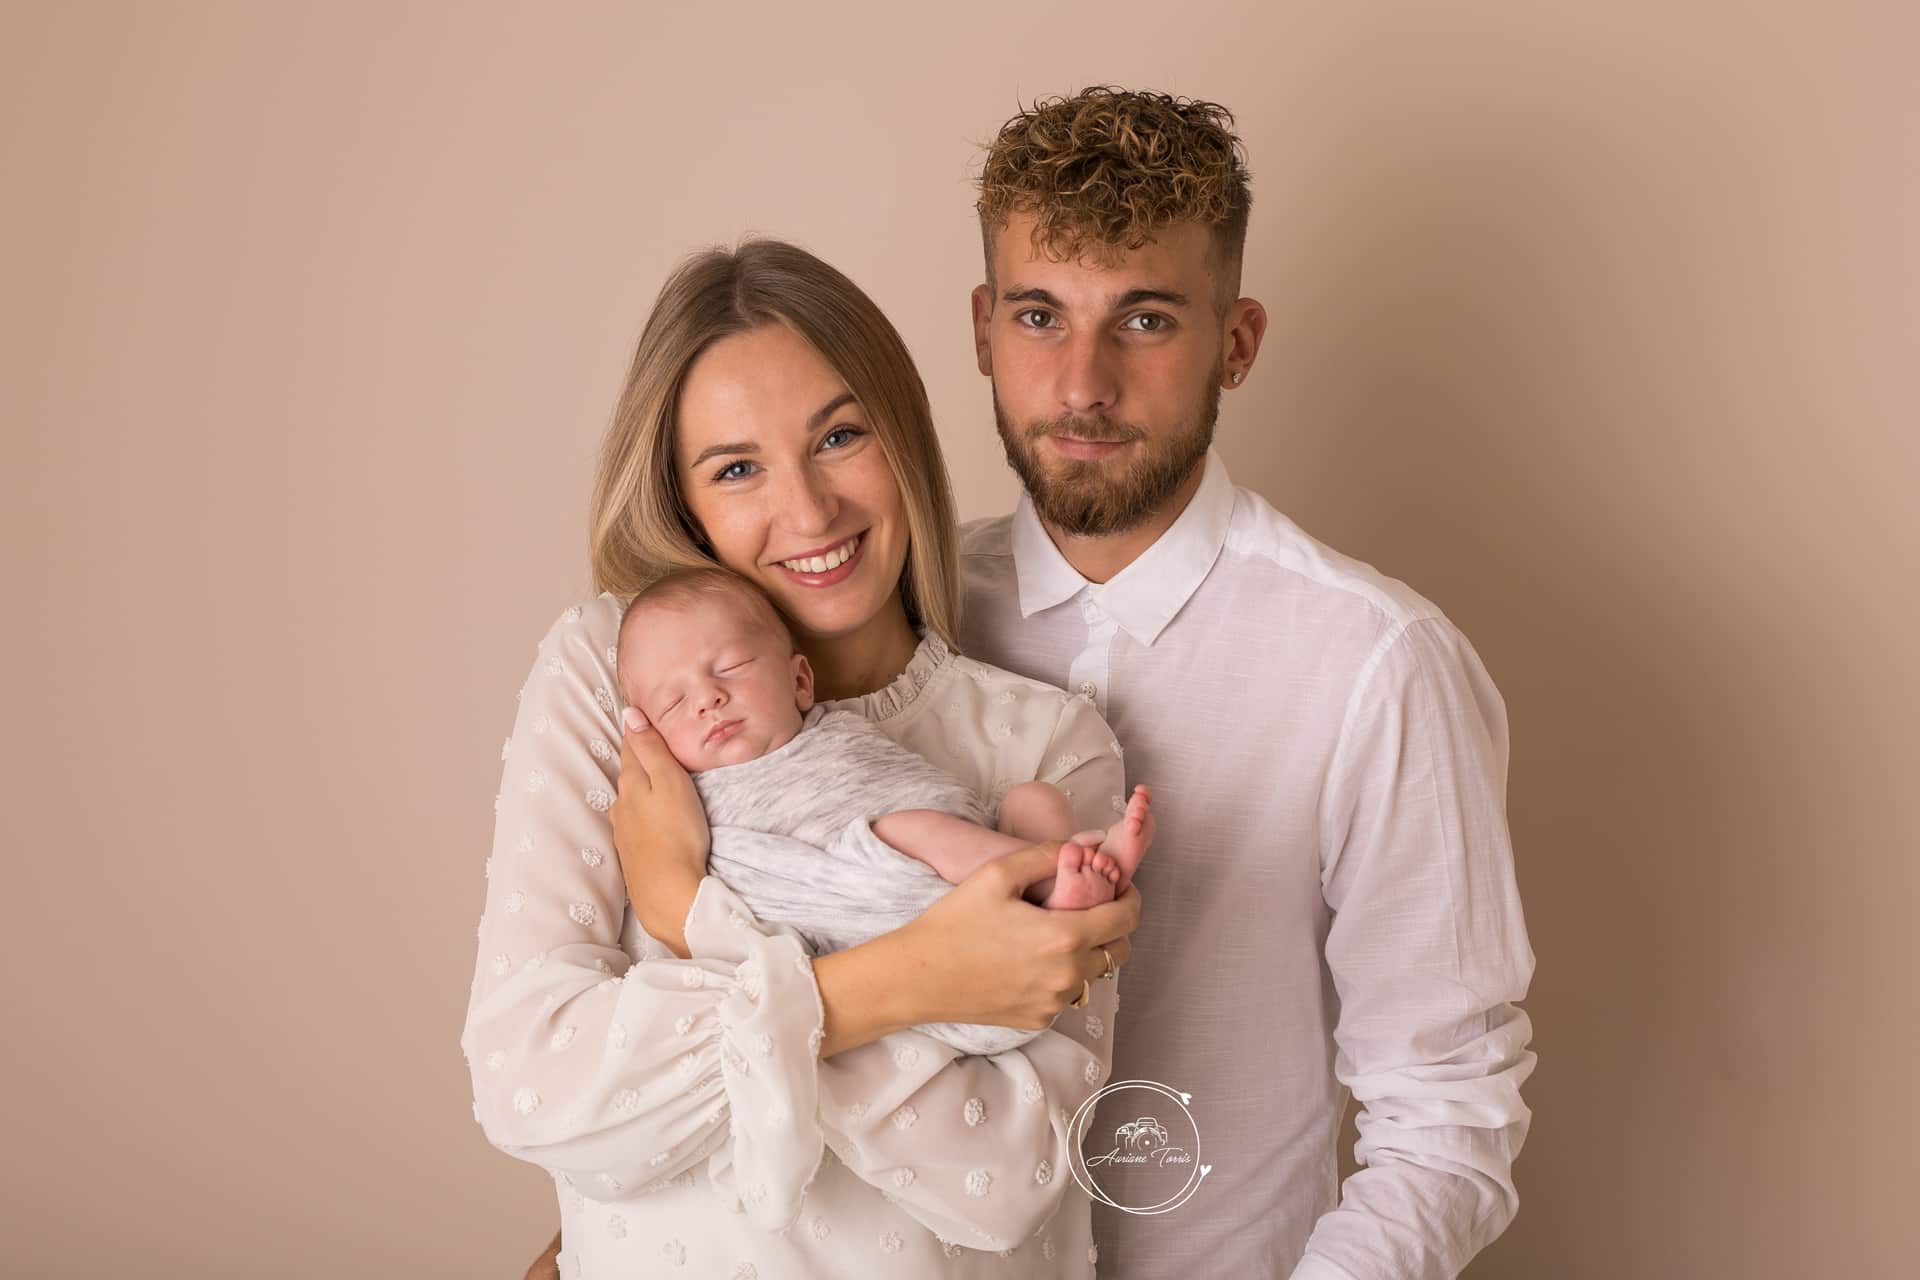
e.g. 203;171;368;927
992;369;1220;538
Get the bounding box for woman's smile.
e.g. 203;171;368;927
772;529;866;586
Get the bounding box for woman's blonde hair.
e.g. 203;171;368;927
587;239;962;649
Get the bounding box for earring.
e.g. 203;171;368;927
1229;371;1244;385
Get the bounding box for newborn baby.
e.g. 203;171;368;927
613;567;1152;1054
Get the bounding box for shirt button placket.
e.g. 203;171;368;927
1066;594;1115;716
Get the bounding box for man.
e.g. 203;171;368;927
953;87;1535;1277
521;86;1534;1279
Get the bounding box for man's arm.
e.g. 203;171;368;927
1296;616;1538;1280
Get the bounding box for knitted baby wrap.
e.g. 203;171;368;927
692;705;1040;1056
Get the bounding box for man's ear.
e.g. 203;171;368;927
970;284;994;376
792;652;815;712
1221;296;1269;387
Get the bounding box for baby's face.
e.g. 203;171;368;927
617;597;813;773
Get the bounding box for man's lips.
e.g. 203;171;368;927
704;719;743;746
1048;434;1135;461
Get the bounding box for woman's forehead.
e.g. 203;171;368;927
675;326;854;453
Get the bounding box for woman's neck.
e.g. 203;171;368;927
799;597;920;702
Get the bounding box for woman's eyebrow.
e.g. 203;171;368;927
687;441;758;468
806;392;856;431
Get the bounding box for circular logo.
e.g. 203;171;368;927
1066;1078;1212;1215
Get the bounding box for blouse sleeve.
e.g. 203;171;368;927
460;602;828;1230
809;689;1128;1250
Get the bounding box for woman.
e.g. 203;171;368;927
463;239;1141;1276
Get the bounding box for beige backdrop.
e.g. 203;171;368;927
4;2;1914;1276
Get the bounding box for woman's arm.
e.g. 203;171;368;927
461;602;828;1228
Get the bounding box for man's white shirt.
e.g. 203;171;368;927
959;449;1537;1279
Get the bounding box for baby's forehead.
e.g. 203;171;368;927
620;590;764;661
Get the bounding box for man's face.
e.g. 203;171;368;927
972;212;1231;537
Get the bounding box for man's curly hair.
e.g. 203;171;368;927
976;86;1252;303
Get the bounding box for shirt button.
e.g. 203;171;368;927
1077;681;1098;699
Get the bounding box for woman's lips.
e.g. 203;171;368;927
704;719;743;746
773;529;866;586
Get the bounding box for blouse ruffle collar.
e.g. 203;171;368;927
822;630;953;724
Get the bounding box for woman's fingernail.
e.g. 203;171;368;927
622;707;642;735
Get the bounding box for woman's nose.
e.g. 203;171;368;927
778;462;839;535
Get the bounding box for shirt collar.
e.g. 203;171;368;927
1010;448;1236;647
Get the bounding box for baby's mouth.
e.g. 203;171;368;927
704;719;743;746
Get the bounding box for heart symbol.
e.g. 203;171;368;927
1200;1164;1213;1177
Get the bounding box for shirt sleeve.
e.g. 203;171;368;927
1296;616;1537;1280
460;603;828;1230
808;692;1127;1250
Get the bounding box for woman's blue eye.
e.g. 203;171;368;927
713;459;756;483
821;427;861;450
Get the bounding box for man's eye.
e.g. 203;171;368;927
1123;313;1169;333
820;427;862;450
713;459;757;483
1017;309;1058;329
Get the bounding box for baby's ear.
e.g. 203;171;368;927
792;652;816;712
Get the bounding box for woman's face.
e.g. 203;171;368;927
673;323;910;642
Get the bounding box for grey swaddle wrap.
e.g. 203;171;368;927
694;705;1040;1055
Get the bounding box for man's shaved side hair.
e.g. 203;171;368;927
976;85;1253;312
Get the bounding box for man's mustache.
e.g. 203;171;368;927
1025;417;1147;446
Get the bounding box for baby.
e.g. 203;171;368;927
613;568;1151;1053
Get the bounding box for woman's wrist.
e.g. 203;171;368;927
633;868;705;959
812;927;927;1057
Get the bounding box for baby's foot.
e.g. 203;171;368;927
1100;785;1154;894
1041;841;1120;911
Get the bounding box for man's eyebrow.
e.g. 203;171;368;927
686;392;856;471
1114;287;1192;310
999;285;1193;310
1001;286;1064;308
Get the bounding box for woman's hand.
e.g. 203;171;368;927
613;706;711;957
896;840;1141;1031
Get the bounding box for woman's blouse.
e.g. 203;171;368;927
462;593;1127;1277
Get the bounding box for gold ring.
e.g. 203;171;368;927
1069;978;1090;1008
1096;945;1116;980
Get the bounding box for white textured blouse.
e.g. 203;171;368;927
462;594;1127;1278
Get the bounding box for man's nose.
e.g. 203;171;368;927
1058;330;1119;417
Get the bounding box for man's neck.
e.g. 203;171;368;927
1039;463;1206;585
799;598;920;702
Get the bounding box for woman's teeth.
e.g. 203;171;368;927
779;534;859;574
